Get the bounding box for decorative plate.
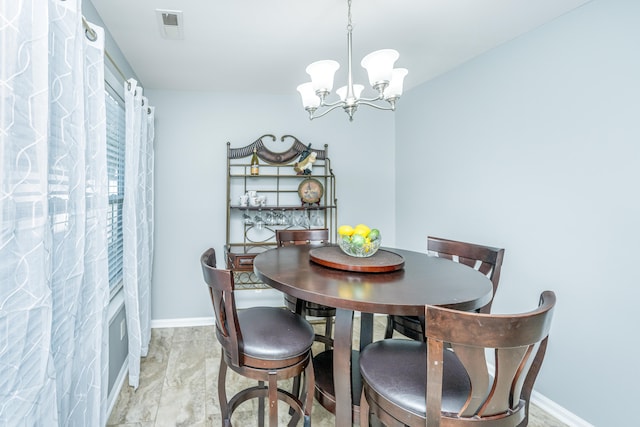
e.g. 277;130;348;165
298;178;324;204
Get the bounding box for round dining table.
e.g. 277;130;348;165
254;245;493;427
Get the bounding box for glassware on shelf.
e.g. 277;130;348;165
254;214;265;230
311;210;324;227
274;210;288;226
283;210;293;226
243;212;253;225
264;211;274;226
294;211;310;228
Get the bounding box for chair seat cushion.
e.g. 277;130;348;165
237;307;315;360
359;339;471;416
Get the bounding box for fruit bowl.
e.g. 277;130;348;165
338;235;382;258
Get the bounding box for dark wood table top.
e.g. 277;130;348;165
254;245;493;315
254;244;494;426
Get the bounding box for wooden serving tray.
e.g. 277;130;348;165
309;246;405;273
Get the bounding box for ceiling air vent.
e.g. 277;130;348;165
155;9;184;40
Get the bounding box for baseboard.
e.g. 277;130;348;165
106;355;128;426
484;361;591;427
151;317;215;329
150;310;372;329
531;390;593;427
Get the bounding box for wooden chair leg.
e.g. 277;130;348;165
360;388;370;427
258;380;265;427
384;315;395;339
289;297;305;416
218;356;231;426
303;355;315;422
324;316;333;351
268;373;278;427
289;375;301;416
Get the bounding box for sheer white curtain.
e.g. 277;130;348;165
123;79;155;388
0;0;109;424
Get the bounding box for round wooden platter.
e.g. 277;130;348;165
309;246;405;273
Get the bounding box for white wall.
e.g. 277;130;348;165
145;90;396;319
395;0;639;425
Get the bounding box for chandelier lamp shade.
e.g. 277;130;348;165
297;0;408;121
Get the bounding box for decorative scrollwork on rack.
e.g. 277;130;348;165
227;134;328;165
233;271;270;290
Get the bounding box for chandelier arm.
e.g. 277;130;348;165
320;99;346;108
310;103;348;119
355;95;384;103
355;100;395;111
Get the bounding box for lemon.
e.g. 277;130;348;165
353;224;371;237
338;225;355;236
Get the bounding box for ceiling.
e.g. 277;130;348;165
89;0;591;95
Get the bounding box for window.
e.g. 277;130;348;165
106;83;125;294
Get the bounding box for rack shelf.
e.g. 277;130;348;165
225;134;338;290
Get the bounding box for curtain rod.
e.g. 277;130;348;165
82;15;130;90
82;15;152;113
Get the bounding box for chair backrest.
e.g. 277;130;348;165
425;291;556;427
276;228;330;247
427;236;505;314
200;248;242;367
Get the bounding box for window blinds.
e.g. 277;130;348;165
106;85;125;291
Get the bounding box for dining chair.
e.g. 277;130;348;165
360;290;556;427
276;228;336;350
201;248;315;427
385;236;505;341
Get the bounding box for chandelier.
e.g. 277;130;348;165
297;0;408;121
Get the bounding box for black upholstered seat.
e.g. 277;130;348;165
233;307;314;361
360;340;471;417
201;248;315;427
360;291;556;427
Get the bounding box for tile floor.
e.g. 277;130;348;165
107;316;567;426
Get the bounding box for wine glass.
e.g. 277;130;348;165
311;210;324;227
243;212;253;225
254;213;265;230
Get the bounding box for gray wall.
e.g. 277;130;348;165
145;89;397;319
395;0;639;425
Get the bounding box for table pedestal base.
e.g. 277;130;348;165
313;349;362;423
